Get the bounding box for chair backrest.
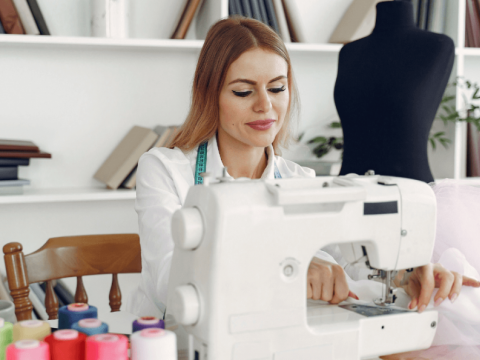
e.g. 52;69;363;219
3;234;142;321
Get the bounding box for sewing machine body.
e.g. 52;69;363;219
167;175;438;359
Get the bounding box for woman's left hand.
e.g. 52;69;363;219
400;263;480;313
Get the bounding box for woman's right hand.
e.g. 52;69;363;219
307;257;359;303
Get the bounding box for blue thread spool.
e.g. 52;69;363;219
58;304;98;330
72;319;108;336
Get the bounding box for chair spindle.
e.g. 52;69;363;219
2;243;33;321
109;273;121;312
75;276;88;304
45;280;59;320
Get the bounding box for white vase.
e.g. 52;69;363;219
36;0;91;36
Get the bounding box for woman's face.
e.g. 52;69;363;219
218;48;289;149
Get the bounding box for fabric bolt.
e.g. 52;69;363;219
132;317;165;333
12;321;51;342
0;320;13;360
71;320;108;336
5;340;49;360
85;334;128;360
58;305;98;330
128;134;317;317
44;330;86;360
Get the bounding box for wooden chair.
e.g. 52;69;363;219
3;234;141;321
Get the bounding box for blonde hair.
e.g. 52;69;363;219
168;16;299;154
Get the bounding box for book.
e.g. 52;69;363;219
418;0;429;30
241;0;252;18
467;0;479;47
0;17;5;33
282;0;306;42
411;0;419;26
328;0;383;44
171;0;202;40
233;0;244;16
26;0;49;35
0;151;50;158
258;0;268;24
29;284;48;320
427;0;446;34
55;279;75;305
0;178;29;187
467;123;480;176
466;0;473;47
94;125;158;190
12;0;39;34
0;158;29;166
250;0;263;21
263;0;280;34
0;139;39;152
229;0;241;16
0;0;25;34
121;125;174;189
272;0;290;42
0;166;18;180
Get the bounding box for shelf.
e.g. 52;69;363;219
0;187;136;205
0;34;342;54
460;47;480;56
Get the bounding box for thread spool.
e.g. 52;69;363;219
72;319;108;336
5;340;50;360
132;316;165;333
44;329;86;360
12;320;51;342
85;334;128;360
0;318;13;360
58;303;98;330
131;328;177;360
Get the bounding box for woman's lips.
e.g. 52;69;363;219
246;119;275;131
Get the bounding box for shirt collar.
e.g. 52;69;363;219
206;135;276;180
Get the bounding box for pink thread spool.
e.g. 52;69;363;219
85;334;128;360
5;340;50;360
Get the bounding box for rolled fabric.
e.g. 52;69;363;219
131;328;177;360
132;317;165;333
85;334;128;360
58;303;97;330
44;329;86;360
0;318;13;360
72;319;108;336
12;320;51;342
5;340;50;360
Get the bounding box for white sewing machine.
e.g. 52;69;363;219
167;174;438;360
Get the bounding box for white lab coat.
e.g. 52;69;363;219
128;135;344;317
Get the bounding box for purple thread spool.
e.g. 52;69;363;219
132;317;165;333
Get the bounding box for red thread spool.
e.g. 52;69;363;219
85;334;129;360
44;329;86;360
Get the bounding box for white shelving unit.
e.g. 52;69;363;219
0;0;474;314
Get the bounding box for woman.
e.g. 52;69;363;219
129;17;478;335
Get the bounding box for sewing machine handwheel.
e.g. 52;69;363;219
171;285;200;326
172;208;204;250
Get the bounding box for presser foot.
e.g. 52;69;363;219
368;269;398;306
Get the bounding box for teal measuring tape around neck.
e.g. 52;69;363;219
194;142;282;185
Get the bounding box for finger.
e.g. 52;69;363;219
417;267;435;313
321;274;334;302
348;291;359;300
406;277;421;310
433;271;454;307
307;282;312;299
448;272;463;303
312;277;322;301
462;276;480;288
330;276;348;304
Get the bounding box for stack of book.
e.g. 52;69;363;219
228;0;304;43
0;139;51;195
412;0;447;33
0;0;49;35
330;0;447;44
94;125;179;190
465;0;480;47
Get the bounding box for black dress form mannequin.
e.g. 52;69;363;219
334;0;454;183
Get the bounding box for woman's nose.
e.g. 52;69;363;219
253;89;272;113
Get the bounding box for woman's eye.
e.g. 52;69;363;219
232;90;252;97
269;85;286;93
